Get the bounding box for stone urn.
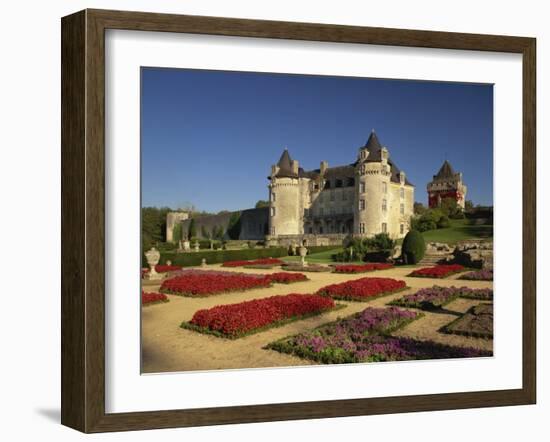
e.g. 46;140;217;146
144;247;162;280
298;245;308;266
183;240;191;251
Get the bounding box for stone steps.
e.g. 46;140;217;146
418;254;451;266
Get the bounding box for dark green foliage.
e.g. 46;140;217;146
413;202;428;215
172;223;183;242
141;206;172;250
212;225;225;240
440;197;464;219
227;212;242;240
187;218;197;240
437;215;451;229
200;225;210;239
401;230;426;264
254;200;270;208
365;233;394;251
145;247;288;267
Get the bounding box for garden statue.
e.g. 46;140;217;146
201;258;207;267
166;260;172;266
194;241;200;252
144;247;162;280
210;240;214;250
298;245;308;266
183;240;191;251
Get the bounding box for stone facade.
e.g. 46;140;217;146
427;160;467;209
267;131;415;242
166;211;189;243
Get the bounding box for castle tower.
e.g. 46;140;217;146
427;160;467;209
354;130;393;237
268;149;303;236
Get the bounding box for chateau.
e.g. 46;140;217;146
427;160;467;209
168;131;417;246
267;131;414;244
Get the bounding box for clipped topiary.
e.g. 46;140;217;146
401;230;426;264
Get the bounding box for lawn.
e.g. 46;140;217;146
420;219;493;245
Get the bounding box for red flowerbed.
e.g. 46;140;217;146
142;291;169;306
160;272;272;296
409;264;465;279
185;294;335;337
317;277;407;301
222;258;284;267
266;272;308;284
333;263;394;274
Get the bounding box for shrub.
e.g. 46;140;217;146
437;215;451;229
401;230;426;264
365;233;394;251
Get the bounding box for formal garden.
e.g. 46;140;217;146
141;227;494;373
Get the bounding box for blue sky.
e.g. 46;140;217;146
141;68;493;212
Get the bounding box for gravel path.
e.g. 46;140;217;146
141;264;493;373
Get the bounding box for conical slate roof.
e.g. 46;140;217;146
362;130;384;162
274;148;298;178
435;160;456;179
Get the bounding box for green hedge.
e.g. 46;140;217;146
144;247;288;267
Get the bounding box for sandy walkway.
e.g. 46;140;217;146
141;264;493;373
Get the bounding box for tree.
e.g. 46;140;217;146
255;200;270;208
141;206;172;249
413;202;427;215
464;200;474;211
213;225;224;240
436;197;464;219
187;218;197;240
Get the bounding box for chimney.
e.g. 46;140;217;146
320;161;328;176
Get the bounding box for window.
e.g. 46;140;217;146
360;150;365;159
360;181;365;193
400;188;404;199
270;226;275;235
382;223;387;233
347;177;355;186
382;199;387;211
308;227;313;234
336;179;343;188
359;199;365;211
270;207;276;217
359;223;365;234
400;203;404;215
324;180;331;189
382;182;387;194
314;184;319;190
400;224;404;235
271;192;276;202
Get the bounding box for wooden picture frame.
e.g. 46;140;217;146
61;8;536;433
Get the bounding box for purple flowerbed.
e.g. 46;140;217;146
267;306;490;363
390;286;493;309
459;269;493;281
